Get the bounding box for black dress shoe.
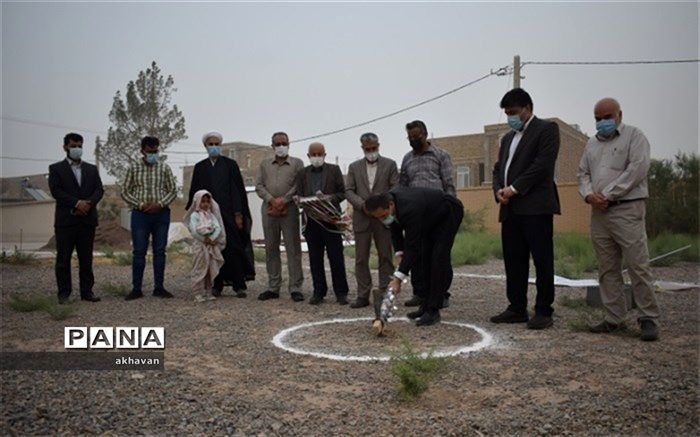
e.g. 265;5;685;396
290;291;305;302
441;296;450;309
337;296;349;305
490;309;529;323
589;320;620;333
81;295;101;302
258;290;280;301
640;320;659;341
404;295;423;307
309;295;324;305
406;308;425;320
233;289;247;298
527;314;553;330
124;290;144;301
58;295;70;305
416;310;441;327
153;289;174;298
350;298;369;309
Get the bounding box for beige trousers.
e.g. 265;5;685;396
590;200;660;324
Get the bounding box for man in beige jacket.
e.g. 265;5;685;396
577;97;660;341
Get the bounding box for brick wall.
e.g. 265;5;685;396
456;182;591;234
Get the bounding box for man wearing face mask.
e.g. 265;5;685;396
255;132;306;302
297;142;349;305
186;131;255;298
345;133;399;308
491;88;560;330
364;187;464;326
121;136;178;300
578;98;659;341
48;132;104;304
399;120;456;309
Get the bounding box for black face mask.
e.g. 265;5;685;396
409;138;423;150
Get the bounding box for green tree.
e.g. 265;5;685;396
647;152;698;236
101;61;186;180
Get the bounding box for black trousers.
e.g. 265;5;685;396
304;219;349;298
55;224;96;298
501;214;555;316
417;199;464;311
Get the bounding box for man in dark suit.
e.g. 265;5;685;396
48;133;104;304
297;142;349;305
491;88;560;329
345;133;399;308
365;187;464;326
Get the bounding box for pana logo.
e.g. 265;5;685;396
64;327;165;349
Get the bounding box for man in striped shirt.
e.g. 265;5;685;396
120;136;178;300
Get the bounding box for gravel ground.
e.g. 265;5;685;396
1;255;698;436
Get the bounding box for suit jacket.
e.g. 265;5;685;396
492;116;561;222
297;163;346;207
345;156;399;233
389;187;462;276
48;159;104;228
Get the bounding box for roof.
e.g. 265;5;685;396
0;173;52;203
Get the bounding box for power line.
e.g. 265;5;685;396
523;59;699;66
1;156;56;163
289;65;511;143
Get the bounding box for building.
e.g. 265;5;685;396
431;118;591;234
0;173;55;248
182;141;273;195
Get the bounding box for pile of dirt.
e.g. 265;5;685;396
41;220;132;251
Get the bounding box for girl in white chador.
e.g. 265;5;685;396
184;189;226;301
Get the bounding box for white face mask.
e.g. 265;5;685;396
309;156;325;168
274;146;289;158
365;151;379;163
68;147;83;161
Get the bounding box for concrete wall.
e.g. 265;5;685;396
0;200;55;247
456;183;591;234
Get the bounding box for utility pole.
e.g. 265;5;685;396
513;55;521;88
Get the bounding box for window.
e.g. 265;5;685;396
478;163;485;185
456;166;470;188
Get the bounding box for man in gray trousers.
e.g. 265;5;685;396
255;131;305;302
345;133;399;308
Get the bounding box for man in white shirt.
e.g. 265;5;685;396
491;88;561;330
578;97;659;341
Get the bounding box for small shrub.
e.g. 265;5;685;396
8;294;76;320
451;232;501;266
104;282;130;297
112;252;133;266
0;249;37;265
391;340;448;401
648;233;699;266
253;248;266;262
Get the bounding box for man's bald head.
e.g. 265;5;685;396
308;142;326;157
594;98;622;122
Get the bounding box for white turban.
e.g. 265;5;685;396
201;131;223;145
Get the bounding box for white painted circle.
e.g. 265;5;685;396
271;317;494;362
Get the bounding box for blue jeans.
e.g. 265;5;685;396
131;208;170;292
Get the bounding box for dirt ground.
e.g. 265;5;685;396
1;255;698;436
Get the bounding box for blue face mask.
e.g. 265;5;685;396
145;153;159;165
382;214;396;226
206;146;221;158
596;118;618;137
68;147;83;161
507;115;524;131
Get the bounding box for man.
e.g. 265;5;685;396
121;136;178;300
48;133;104;304
297;142;349;305
345;133;399;308
365;187;464;326
578;97;660;341
186;131;255;298
255;132;305;302
400;120;456;308
490;88;560;330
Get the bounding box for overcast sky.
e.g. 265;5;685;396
2;1;698;184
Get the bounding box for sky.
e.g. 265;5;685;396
2;1;698;184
